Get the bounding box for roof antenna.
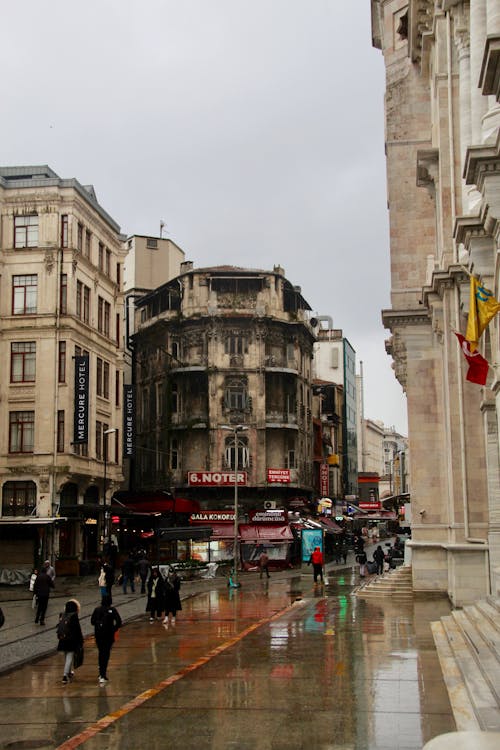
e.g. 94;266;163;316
160;220;167;238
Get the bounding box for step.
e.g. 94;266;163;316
462;605;500;662
430;620;480;731
440;615;500;730
486;596;500;614
475;600;500;634
452;609;500;704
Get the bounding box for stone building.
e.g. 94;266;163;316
0;166;126;576
371;1;500;604
132;263;317;517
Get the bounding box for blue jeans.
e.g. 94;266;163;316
122;574;135;593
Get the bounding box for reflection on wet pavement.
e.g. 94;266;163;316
0;570;455;749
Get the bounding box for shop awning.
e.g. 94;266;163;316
208;523;235;540
239;524;293;542
352;511;397;521
0;517;63;525
157;526;212;541
113;492;200;515
320;518;343;534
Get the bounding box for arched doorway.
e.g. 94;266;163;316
83;485;99;559
59;483;79;557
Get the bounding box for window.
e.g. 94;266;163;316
171;383;179;413
76;281;90;323
104;301;110;336
60;273;67;314
146;238;158;249
98;242;104;271
14;215;38;248
225;335;247;355
11;342;36;383
9;411;34;453
61;215;68;248
96;357;110;398
116;263;121;288
96;421;102;460
2;481;36;516
115;370;120;406
85;230;91;258
58;341;66;382
77;223;83;252
57;410;65;452
116;312;120;346
13;275;37;315
224;379;248;411
224;436;249;470
105;249;111;276
170;437;179;470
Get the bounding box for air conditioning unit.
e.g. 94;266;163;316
264;500;277;510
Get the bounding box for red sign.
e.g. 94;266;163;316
359;502;381;510
187;471;247;486
267;469;291;484
190;511;235;523
319;463;329;496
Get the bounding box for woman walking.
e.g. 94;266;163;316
146;568;165;622
163;567;182;626
57;599;83;685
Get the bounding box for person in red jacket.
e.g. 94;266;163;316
309;546;324;583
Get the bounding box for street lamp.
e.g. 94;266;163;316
103;428;117;543
221;424;248;588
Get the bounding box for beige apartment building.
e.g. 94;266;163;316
0;166;126;578
372;1;500;604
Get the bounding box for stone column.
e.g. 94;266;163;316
482;402;500;596
470;0;488;143
454;9;471;207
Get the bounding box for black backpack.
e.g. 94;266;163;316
95;606;115;635
57;612;72;640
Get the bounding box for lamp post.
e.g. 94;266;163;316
103;428;117;544
221;424;248;588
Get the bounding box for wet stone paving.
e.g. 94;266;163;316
0;569;455;750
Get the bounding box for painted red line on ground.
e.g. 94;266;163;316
55;601;302;750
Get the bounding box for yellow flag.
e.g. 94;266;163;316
466;276;500;351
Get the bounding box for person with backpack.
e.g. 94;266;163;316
57;599;83;684
33;565;55;626
91;594;122;686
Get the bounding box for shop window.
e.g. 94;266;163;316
9;411;34;453
11;341;36;382
14;215;38;248
2;480;36;516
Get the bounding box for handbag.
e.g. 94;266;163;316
73;646;84;669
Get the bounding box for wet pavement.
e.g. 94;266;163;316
0;560;456;750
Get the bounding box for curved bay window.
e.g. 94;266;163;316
224;378;249;412
224;435;249;470
2;480;36;516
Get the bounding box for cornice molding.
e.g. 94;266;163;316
463;129;500;187
382;307;430;330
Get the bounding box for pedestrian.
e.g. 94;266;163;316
341;540;348;565
137;555;151;594
33;564;54;625
57;599;83;684
333;543;341;564
308;546;324;583
357;550;368;577
91;594;122;686
121;554;136;594
373;545;385;575
162;567;182;626
44;559;56;583
103;562;115;602
146;567;165;622
258;549;270;579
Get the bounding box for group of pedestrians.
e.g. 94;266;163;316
56;595;121;686
146;566;182;626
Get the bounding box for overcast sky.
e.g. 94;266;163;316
1;0;408;434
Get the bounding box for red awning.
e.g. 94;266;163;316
113;494;200;515
320;518;343;534
208;523;235;540
239;524;293;542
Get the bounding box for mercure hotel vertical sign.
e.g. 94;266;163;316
123;384;135;457
73;355;89;444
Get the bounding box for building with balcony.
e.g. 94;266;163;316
131;264;317;521
0;165;126;577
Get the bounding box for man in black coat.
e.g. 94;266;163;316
34;566;54;625
373;545;386;575
91;594;122;685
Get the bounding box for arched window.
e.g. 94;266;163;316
84;485;99;505
60;483;78;508
224;436;249;470
2;481;36;516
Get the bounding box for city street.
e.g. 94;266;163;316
0;564;456;750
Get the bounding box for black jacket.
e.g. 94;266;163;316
34;571;54;597
91;604;122;643
57;611;83;652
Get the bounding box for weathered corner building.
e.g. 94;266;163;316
372;1;500;604
132;263;317;511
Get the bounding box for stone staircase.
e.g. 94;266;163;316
431;596;500;731
355;564;414;601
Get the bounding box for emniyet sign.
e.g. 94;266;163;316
187;471;247;486
359;502;381;510
267;469;291;483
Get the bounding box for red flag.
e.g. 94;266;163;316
454;332;489;385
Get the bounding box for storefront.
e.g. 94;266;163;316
239;510;294;570
0;517;59;584
189;511;236;563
